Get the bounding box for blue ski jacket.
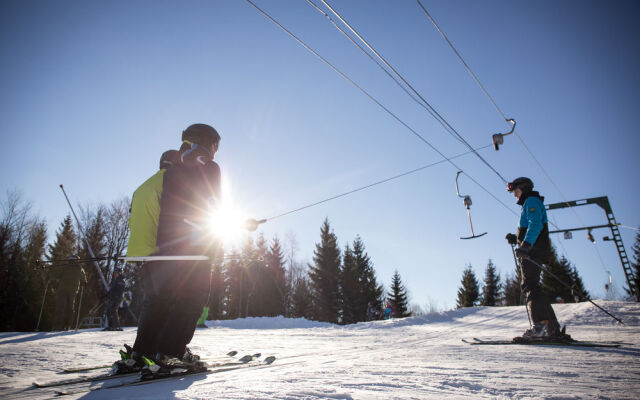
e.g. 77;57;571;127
516;191;553;263
519;196;547;245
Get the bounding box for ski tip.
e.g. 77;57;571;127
238;355;253;363
264;356;276;364
227;350;238;357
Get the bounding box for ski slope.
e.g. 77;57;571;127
1;300;639;399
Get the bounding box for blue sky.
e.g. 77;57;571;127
1;0;639;310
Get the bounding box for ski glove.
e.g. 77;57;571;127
515;241;532;258
505;233;518;245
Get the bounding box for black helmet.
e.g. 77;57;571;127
159;150;180;169
182;123;220;151
507;177;533;192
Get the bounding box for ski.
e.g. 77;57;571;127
54;356;276;396
36;351;245;388
463;337;621;348
61;350;238;373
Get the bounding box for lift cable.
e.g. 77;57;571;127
318;0;509;184
304;0;464;147
266;145;493;221
416;0;592;230
245;0;517;218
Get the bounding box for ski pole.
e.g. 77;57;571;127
521;255;625;325
511;244;532;328
36;280;50;331
75;284;85;331
59;184;109;291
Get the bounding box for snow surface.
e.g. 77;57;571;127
1;300;639;399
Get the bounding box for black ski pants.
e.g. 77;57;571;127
106;301;121;329
520;257;559;329
133;260;211;358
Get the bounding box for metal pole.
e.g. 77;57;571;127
466;209;476;236
59;184;109;290
36;280;50;331
75;284;85;331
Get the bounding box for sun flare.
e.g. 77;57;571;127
207;201;247;247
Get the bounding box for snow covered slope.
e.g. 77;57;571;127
1;300;639;399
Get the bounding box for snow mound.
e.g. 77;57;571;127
205;315;336;329
204;301;639;331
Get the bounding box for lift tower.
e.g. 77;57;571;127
545;196;638;301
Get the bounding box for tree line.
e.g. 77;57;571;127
456;248;594;309
0;191;412;331
3;188;638;331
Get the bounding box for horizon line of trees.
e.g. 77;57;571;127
456;248;595;309
0;190;412;331
2;189;638;331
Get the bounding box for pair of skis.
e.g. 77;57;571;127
32;351;276;396
463;337;621;348
58;350;240;374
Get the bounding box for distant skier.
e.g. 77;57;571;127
383;302;393;320
505;177;567;340
52;262;86;331
103;269;125;331
113;124;222;377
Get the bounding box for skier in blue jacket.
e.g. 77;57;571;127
505;177;565;340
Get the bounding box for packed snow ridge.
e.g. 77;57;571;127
1;300;639;399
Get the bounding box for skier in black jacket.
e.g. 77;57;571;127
103;270;125;331
113;124;222;377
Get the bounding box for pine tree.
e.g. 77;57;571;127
208;263;225;320
353;236;384;321
503;271;522;306
47;215;77;264
247;234;266;317
340;244;359;324
570;266;590;301
481;260;502;306
388;270;409;317
308;218;342;323
291;276;313;319
625;230;640;300
456;265;479;308
76;207;107;322
224;257;245;319
264;236;287;316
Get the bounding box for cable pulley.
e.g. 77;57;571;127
492;118;516;150
455;171;487;240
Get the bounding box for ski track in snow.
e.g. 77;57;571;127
1;301;639;399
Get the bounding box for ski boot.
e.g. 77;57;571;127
182;346;201;363
139;353;207;380
515;321;573;343
111;344;144;374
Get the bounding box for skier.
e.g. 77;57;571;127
159;149;180;170
102;269;125;331
383;302;393;320
114;123;222;377
505;177;567;340
52;262;86;331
